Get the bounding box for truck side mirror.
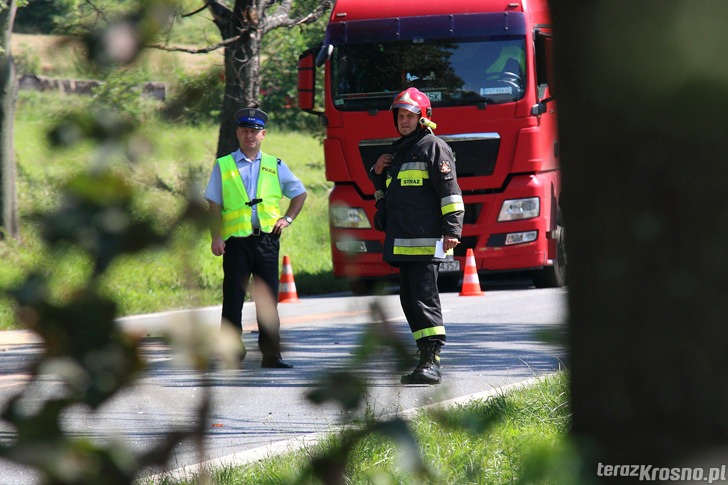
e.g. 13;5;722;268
531;96;554;116
298;50;317;112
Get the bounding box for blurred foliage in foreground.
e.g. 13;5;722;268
0;1;222;482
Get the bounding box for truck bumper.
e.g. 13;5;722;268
330;233;551;279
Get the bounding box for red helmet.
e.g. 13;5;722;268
390;87;432;119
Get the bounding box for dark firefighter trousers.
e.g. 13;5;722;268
398;261;446;343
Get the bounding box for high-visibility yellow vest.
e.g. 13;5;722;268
485;45;525;76
218;153;282;239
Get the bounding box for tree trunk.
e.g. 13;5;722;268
0;0;19;240
551;0;728;478
207;0;329;157
210;0;264;158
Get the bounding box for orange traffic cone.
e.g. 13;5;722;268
278;255;299;303
459;248;484;296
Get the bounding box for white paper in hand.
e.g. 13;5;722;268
435;238;446;258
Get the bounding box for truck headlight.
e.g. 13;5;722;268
497;197;540;221
330;206;371;228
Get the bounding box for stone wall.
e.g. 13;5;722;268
18;74;167;100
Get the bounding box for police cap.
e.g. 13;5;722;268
234;108;268;130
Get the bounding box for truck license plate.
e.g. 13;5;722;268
439;260;460;273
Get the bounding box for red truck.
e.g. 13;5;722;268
298;0;562;292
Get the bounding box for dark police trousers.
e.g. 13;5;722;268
221;232;282;358
398;261;445;343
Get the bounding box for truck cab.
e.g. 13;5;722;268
299;0;563;292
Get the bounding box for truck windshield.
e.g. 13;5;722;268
331;38;526;111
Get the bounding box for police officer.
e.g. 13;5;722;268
369;88;464;385
204;108;307;369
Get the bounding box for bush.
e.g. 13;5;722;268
91;69;161;123
160;68;224;125
12;0;61;34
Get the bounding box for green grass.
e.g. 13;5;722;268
0;91;346;330
150;372;577;485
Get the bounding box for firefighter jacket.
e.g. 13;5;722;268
369;128;464;264
217;153;283;239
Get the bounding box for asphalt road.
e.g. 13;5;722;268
0;287;567;484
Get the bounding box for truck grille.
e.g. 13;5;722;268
359;132;500;181
440;133;500;177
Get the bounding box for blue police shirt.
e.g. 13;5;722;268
204;149;307;227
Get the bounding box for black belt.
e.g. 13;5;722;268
251;227;262;236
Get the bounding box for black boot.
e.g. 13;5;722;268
401;339;442;385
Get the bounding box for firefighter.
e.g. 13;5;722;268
369;87;465;384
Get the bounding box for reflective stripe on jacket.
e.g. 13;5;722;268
219;153;282;239
393;237;442;256
372;129;464;263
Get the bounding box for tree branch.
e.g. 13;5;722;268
263;0;330;35
147;34;243;54
181;2;210;18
